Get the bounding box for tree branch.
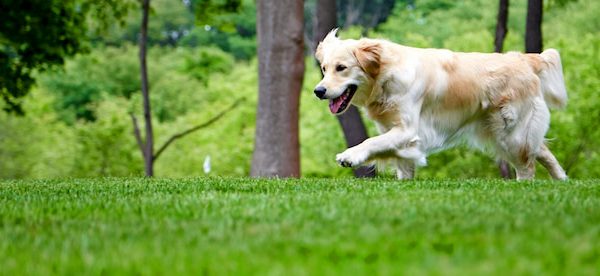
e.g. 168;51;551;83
153;98;245;162
129;112;146;159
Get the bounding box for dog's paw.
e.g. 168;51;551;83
336;148;368;168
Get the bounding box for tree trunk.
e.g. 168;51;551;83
313;0;375;178
494;0;509;53
139;0;154;177
313;0;337;43
525;0;543;53
251;0;304;177
494;0;514;179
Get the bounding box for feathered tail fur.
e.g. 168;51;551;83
539;49;568;109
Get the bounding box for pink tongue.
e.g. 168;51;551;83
329;92;347;114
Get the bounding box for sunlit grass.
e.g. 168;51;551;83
1;177;598;274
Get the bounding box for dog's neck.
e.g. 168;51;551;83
352;76;386;107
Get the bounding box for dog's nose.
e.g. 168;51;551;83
314;86;327;99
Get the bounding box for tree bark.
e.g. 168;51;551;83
139;0;153;177
251;0;304;177
525;0;543;53
313;0;376;178
313;0;337;44
494;0;509;53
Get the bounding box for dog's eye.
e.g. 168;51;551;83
322;66;326;72
336;64;347;72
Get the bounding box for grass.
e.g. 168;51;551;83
0;177;599;275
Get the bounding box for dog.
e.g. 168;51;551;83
314;29;568;180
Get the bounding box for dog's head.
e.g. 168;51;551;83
314;28;382;115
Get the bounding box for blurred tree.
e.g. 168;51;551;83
0;0;134;114
494;0;509;53
131;0;243;176
313;0;375;178
136;0;154;176
305;0;405;50
525;0;543;53
338;0;399;34
251;0;304;177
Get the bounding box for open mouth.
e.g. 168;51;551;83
329;84;357;114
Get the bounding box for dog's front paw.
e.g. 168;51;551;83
336;148;368;168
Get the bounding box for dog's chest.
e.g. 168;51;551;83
366;101;402;129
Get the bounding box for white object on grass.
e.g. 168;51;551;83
203;155;211;174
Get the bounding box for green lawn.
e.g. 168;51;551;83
0;178;599;275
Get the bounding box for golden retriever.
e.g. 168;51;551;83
314;29;567;180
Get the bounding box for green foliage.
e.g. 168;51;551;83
1;178;599;274
95;0;255;59
375;0;501;48
153;60;258;176
97;0;194;46
0;0;85;113
70;98;142;177
39;45;235;123
0;0;134;114
180;47;234;82
2;0;600;179
179;27;256;60
192;0;255;60
193;0;242;32
543;32;600;176
0;89;76;178
38;46;139;122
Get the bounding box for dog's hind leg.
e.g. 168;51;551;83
515;162;536;180
492;97;550;180
395;159;415;180
536;144;568;180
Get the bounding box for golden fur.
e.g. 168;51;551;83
314;29;568;180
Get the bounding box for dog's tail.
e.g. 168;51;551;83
538;49;568;109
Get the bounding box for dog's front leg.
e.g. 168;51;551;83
335;127;422;167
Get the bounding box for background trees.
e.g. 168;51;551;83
1;0;599;179
0;0;134;114
251;0;305;177
131;0;243;176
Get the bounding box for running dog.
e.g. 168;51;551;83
314;29;567;180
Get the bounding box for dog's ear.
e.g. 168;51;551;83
323;28;339;43
354;40;382;78
315;28;339;63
